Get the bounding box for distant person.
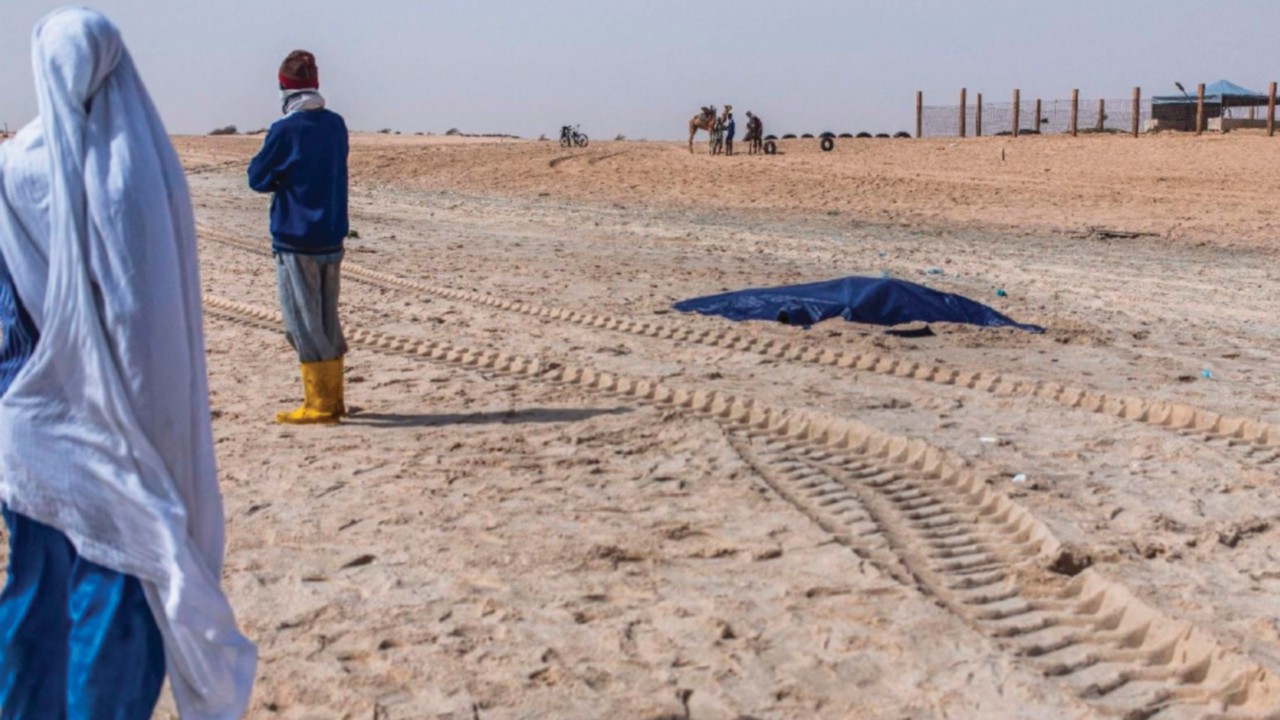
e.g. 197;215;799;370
746;111;764;154
711;116;725;155
0;7;255;718
249;50;351;424
724;111;736;156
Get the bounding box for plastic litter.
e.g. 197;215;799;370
1012;473;1028;484
995;289;1008;298
979;437;999;444
1201;369;1213;379
926;267;943;275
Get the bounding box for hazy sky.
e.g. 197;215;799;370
1;1;1277;139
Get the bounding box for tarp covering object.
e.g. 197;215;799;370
673;276;1044;333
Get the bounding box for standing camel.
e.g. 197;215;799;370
688;105;717;153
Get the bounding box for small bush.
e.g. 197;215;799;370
347;229;360;239
893;131;911;139
445;128;461;136
614;134;626;141
246;127;267;135
208;125;237;136
538;134;548;141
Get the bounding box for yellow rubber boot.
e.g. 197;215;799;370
329;357;347;418
327;356;348;417
275;359;344;425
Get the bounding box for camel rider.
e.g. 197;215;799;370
249;50;351;424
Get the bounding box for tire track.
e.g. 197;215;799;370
198;226;1280;477
203;293;1280;719
730;434;1280;720
586;150;632;166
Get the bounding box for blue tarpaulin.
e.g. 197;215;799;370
673;276;1044;333
1152;80;1268;106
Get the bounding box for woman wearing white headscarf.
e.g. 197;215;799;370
0;7;255;718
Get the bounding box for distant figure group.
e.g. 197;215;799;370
690;104;763;156
711;106;734;155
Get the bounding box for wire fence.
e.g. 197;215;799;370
919;91;1278;138
921;98;1152;137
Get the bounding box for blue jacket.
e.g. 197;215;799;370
248;109;349;254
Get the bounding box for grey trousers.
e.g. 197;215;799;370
275;251;348;363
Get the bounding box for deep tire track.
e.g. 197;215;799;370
203;294;1280;720
198;226;1280;478
730;434;1280;720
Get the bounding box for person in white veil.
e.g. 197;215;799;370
0;7;255;718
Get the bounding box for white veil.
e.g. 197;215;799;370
0;8;255;718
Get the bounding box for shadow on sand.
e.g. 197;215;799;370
344;406;632;429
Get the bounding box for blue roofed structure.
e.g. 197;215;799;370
1150;80;1271;131
1153;80;1268;105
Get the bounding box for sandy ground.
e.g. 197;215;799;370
152;133;1280;718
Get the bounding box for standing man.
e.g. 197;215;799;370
249;50;351;425
723;106;737;156
746;111;764;154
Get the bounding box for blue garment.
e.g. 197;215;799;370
724;117;736;140
247;108;349;255
0;508;165;720
674;276;1044;332
0;259;166;718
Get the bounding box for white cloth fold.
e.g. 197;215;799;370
281;88;326;114
0;8;255;719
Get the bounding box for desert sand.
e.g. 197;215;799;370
153;132;1280;719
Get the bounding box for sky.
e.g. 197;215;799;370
1;1;1277;139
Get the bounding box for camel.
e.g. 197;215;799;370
688;105;716;153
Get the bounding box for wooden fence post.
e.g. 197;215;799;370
1070;89;1079;136
1096;99;1105;131
1195;83;1205;135
1269;83;1276;137
1132;87;1140;137
916;91;923;139
975;93;983;137
1012;89;1020;137
959;88;967;138
1034;99;1042;134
